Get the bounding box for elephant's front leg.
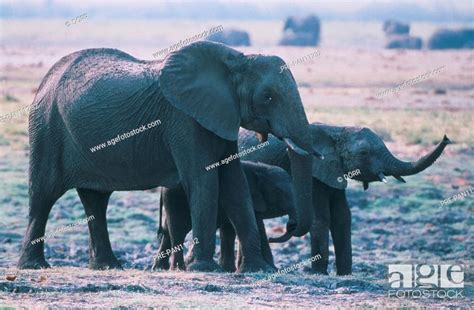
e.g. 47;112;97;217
256;216;276;268
182;170;221;272
218;156;274;273
237;217;276;270
330;191;352;276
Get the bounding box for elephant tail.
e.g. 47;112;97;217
157;188;164;239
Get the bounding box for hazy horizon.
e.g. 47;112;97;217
1;0;473;22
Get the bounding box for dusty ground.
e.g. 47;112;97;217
0;19;473;309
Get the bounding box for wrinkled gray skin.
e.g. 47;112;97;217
239;123;450;275
153;161;295;272
279;15;320;46
207;29;251;46
17;41;315;272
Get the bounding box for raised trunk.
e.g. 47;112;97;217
385;135;450;176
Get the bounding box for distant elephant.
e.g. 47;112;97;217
239;123;450;275
279;32;319;47
386;35;422;49
383;20;410;35
153;161;295;272
207;29;251;46
428;29;474;49
17;41;317;273
279;15;320;46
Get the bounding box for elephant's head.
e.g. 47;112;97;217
311;123;450;190
159;41;317;236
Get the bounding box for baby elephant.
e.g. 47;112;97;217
239;123;450;275
153;161;295;272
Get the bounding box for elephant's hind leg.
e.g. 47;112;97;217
76;188;121;270
18;187;66;269
153;223;171;270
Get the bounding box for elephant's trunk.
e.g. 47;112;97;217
384;135;450;176
268;209;297;243
287;147;314;237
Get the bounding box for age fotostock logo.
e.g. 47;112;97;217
387;264;464;299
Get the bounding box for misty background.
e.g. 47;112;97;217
1;0;473;22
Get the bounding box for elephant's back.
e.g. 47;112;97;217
29;48;170;179
33;48;148;107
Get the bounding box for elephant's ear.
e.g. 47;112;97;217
311;125;347;189
159;41;243;141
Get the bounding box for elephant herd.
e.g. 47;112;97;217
208;16;473;50
17;41;449;276
383;19;473;50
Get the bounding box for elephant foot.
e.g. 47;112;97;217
238;258;276;273
17;256;51;270
186;259;222;272
152;256;170;271
311;266;329;275
170;264;186;271
219;260;237;273
336;268;352;276
89;256;123;270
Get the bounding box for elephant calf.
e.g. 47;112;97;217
239;123;450;275
153;161;296;272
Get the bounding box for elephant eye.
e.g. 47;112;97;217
264;95;273;102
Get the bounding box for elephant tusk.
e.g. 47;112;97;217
255;132;268;143
393;175;406;183
377;173;388;183
284;138;309;156
313;149;324;160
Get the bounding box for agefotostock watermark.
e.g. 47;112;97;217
376;65;446;98
89;119;161;153
153;25;223;58
30;216;95;245
387;264;464;299
253;254;322;286
205;141;269;171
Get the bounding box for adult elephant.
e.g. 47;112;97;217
17;41;317;272
428;29;474;49
154;161;295;272
239;123;449;275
